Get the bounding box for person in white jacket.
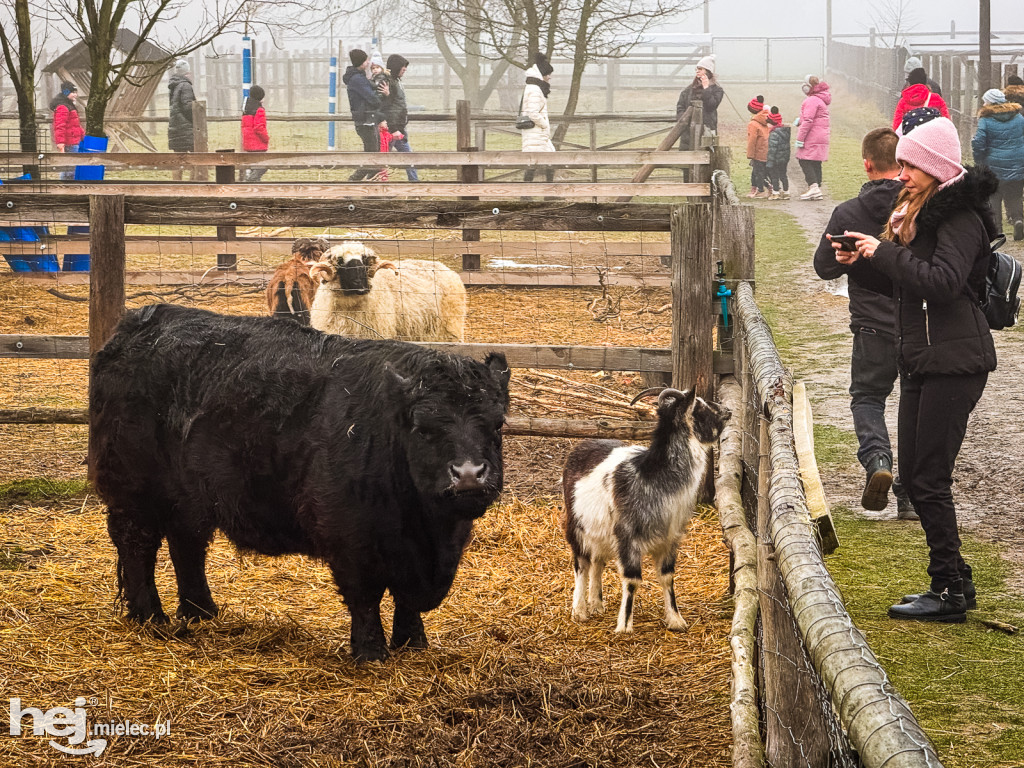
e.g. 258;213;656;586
521;53;555;182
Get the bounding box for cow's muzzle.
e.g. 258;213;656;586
448;460;493;493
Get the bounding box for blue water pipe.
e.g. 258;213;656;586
716;282;732;328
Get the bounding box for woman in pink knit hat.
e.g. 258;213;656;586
833;117;1000;624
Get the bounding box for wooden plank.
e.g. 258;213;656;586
792;380;839;554
2;237;672;258
2;150;711;169
88;195;126;356
0;197;679;230
0;335;90;359
5;270;672;289
18;182;711;199
0;408;89;425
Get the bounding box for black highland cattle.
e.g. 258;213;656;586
88;305;510;662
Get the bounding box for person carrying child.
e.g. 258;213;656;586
746;95;772;198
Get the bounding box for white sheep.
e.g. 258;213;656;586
309;241;467;342
561;387;731;633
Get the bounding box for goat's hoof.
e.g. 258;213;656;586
571;609;590;623
588;601;606;616
665;616;689;632
614;625;634;634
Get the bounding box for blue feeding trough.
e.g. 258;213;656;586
74;135;109;181
2;225;56;272
63;253;90;271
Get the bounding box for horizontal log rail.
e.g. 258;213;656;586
0;197;679;231
0;335;734;375
4;270;673;289
0;182;709;200
0;236;671;259
0;406;657;440
2;150;710;169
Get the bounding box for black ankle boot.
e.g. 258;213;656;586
901;579;977;610
888;588;967;623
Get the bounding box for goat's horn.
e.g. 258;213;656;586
656;388;690;405
630;387;665;406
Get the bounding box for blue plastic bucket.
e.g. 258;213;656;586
63;253;90;271
75;135;108;181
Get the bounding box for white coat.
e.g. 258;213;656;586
520;65;555;153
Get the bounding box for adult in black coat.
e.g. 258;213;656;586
344;49;389;181
840;118;998;624
168;60;196;180
815;128;909;515
675;54;724;150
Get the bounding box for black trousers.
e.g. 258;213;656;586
849;327;898;468
349;124;380;181
798;158;822;186
898;371;987;591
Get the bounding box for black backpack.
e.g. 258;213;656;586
981;235;1022;330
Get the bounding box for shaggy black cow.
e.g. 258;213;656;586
89;304;510;662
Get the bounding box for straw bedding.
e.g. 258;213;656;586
1;265;731;766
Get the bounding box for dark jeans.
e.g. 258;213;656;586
898;371;987;591
990;179;1024;225
767;162;789;192
749;160;769;191
349;124;380;181
850;326;898;467
798;158;823;186
389;135;419;181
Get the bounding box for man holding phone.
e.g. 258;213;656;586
813;128;915;517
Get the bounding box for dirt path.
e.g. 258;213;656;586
764;190;1024;593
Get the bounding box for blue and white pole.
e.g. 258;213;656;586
328;53;338;150
242;35;254;108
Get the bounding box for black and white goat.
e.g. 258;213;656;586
561;387;730;633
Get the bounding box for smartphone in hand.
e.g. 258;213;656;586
830;234;859;252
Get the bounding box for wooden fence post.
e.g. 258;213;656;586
89;195;126;357
215;149;237;270
192;100;209;182
671;203;714;400
456;100;482;272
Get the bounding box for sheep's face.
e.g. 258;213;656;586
319;242;378;295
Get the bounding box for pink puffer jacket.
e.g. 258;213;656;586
796;82;832;162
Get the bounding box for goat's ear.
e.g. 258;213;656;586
484;352;511;392
658;388;695;411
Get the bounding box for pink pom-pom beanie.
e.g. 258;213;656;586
895;116;966;189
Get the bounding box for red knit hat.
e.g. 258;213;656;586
767;106;782;126
747;95;765;114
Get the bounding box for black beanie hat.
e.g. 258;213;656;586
386;54;409;73
535;53;553;77
349;49;368;67
1008;74;1024;86
907;67;928;86
249;85;265;101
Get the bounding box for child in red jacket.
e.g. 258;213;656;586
241;85;269;182
50;81;85;179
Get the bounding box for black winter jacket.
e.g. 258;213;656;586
766;126;791;169
868;166;999;376
343;66;384;125
814;178;902;336
381;73;409;134
676;77;724;149
167;74;196;151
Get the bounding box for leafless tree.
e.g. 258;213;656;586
0;0;39;159
867;0;918;48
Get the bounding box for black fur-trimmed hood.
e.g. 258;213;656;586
917;165;1000;240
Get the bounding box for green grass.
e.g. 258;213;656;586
811;423;858;469
827;508;1024;767
0;478;91;503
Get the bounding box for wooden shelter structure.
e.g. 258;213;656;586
42;29;172;151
